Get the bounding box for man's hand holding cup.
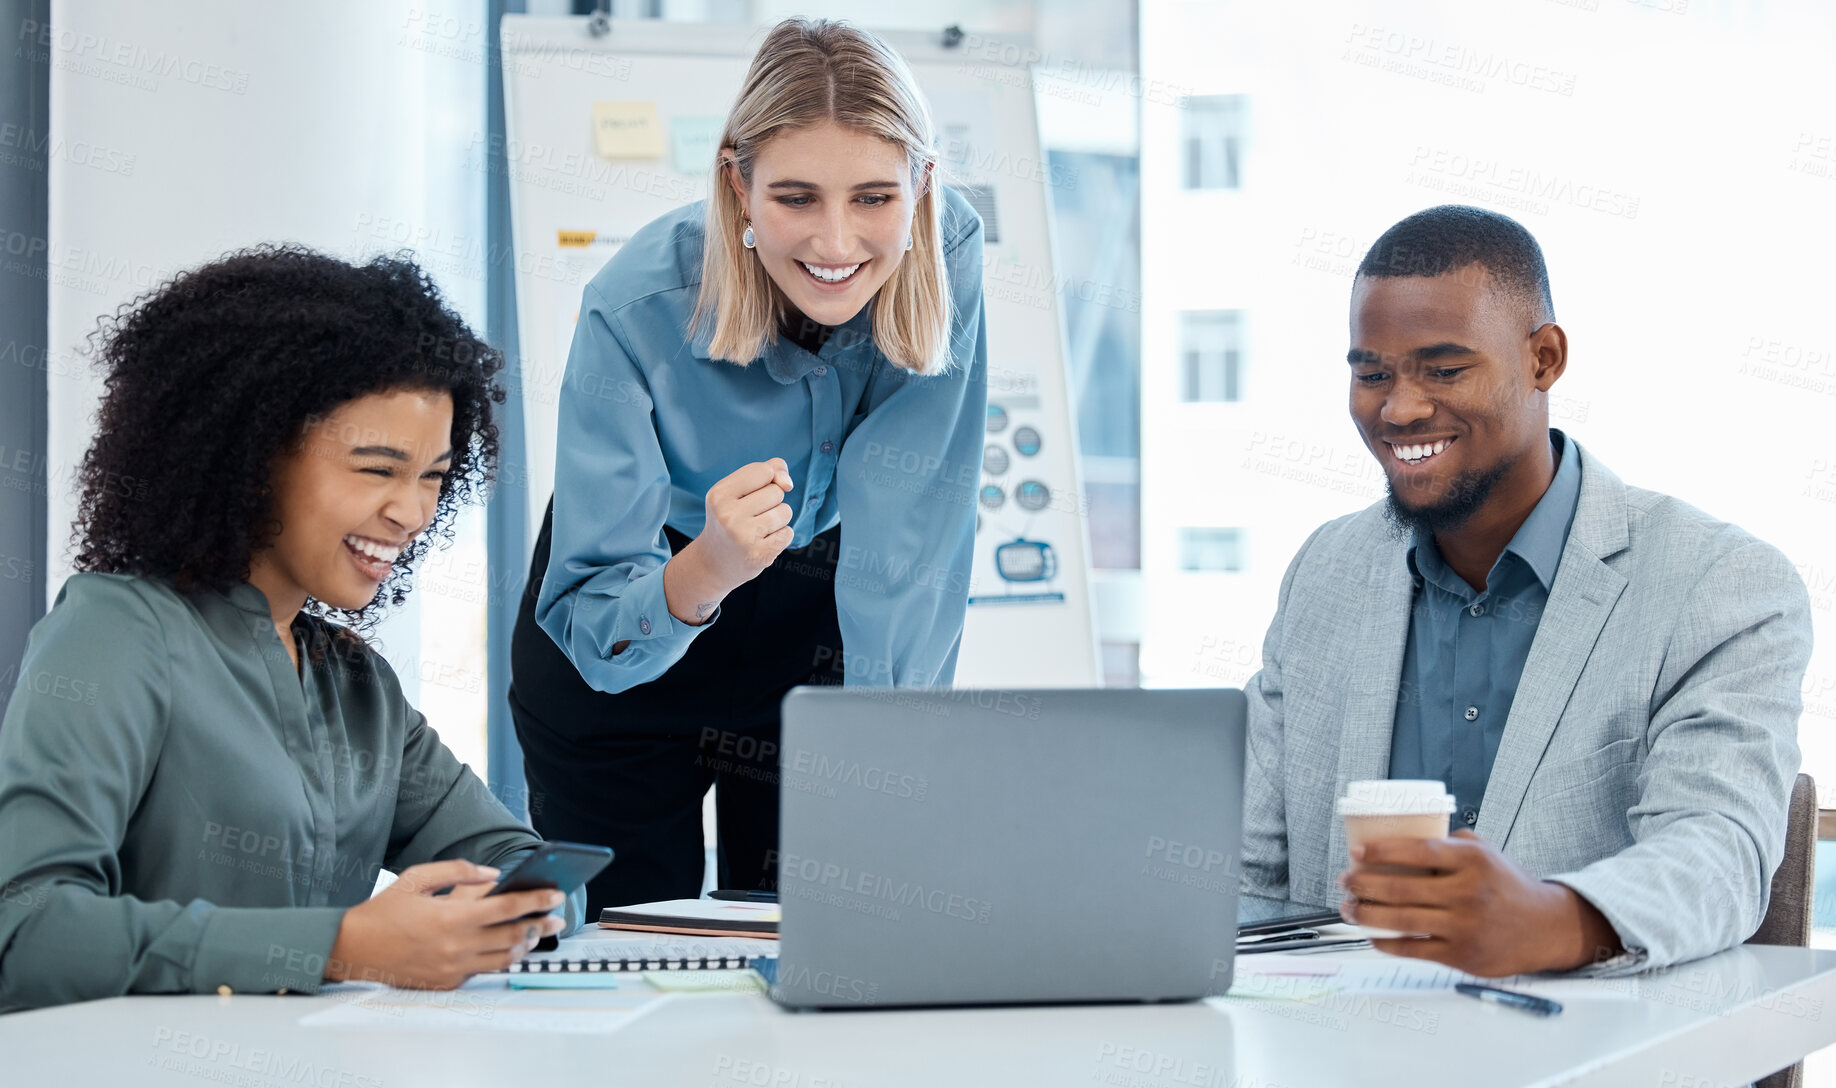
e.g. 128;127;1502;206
1336;779;1622;977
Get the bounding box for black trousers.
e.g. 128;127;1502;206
508;499;844;915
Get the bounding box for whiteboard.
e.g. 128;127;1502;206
499;15;1098;688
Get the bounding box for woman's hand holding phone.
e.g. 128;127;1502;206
323;860;568;990
664;458;795;626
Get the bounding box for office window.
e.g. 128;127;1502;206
1180;310;1243;402
1179;528;1244;572
1181;95;1246;190
1049;149;1142;571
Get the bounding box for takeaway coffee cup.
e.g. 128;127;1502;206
1337;779;1455;939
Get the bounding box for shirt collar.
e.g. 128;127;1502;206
221;580;276;617
1502;428;1581;590
688;297;877;385
1406;429;1582;595
211;581;319;639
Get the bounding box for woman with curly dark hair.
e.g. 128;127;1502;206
0;246;582;1011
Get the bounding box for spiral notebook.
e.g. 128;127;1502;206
511;928;778;974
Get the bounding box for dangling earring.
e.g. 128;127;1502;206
742;222;756;250
905;234;913;251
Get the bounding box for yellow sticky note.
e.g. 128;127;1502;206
593;101;665;159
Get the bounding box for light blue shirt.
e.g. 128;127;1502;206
536;188;988;691
1389;429;1583;829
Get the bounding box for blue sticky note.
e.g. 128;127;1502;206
508;973;622;990
672;116;724;176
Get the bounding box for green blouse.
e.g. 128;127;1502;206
0;573;583;1011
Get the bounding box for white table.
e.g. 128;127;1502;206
5;935;1833;1087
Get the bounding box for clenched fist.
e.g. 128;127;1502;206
663;458;795;626
700;458;796;585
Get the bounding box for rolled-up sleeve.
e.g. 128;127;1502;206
832;215;989;687
536;283;708;694
0;577;344;1009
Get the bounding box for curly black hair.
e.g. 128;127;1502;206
72;244;505;628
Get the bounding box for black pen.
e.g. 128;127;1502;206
709;889;779;902
1454;982;1563;1016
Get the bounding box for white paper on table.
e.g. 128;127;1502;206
1226;954;1637;1002
300;986;672;1033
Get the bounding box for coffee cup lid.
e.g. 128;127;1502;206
1336;779;1456;817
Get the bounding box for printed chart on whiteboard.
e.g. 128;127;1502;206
928;86;1069;609
973;395;1066;605
499;17;1099;688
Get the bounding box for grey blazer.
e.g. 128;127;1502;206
1241;440;1812;973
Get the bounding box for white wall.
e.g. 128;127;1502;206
46;0;493;766
1139;0;1836;784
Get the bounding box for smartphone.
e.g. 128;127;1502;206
486;841;613;905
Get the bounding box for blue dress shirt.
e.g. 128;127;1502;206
1389;430;1583;829
535;187;988;691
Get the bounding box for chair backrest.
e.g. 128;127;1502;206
1749;774;1817;1088
1748;773;1818;949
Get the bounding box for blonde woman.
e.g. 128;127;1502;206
509;18;987;912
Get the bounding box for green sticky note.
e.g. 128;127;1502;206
508;973;622;990
671;116;724;176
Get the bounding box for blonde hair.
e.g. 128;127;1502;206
692;19;952;375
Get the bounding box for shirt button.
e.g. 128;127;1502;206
1464;705;1480;722
820;440;834;454
1462;808;1478;827
638;616;651;636
813;366;828;377
1469;602;1485;617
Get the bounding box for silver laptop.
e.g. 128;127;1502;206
771;686;1247;1009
